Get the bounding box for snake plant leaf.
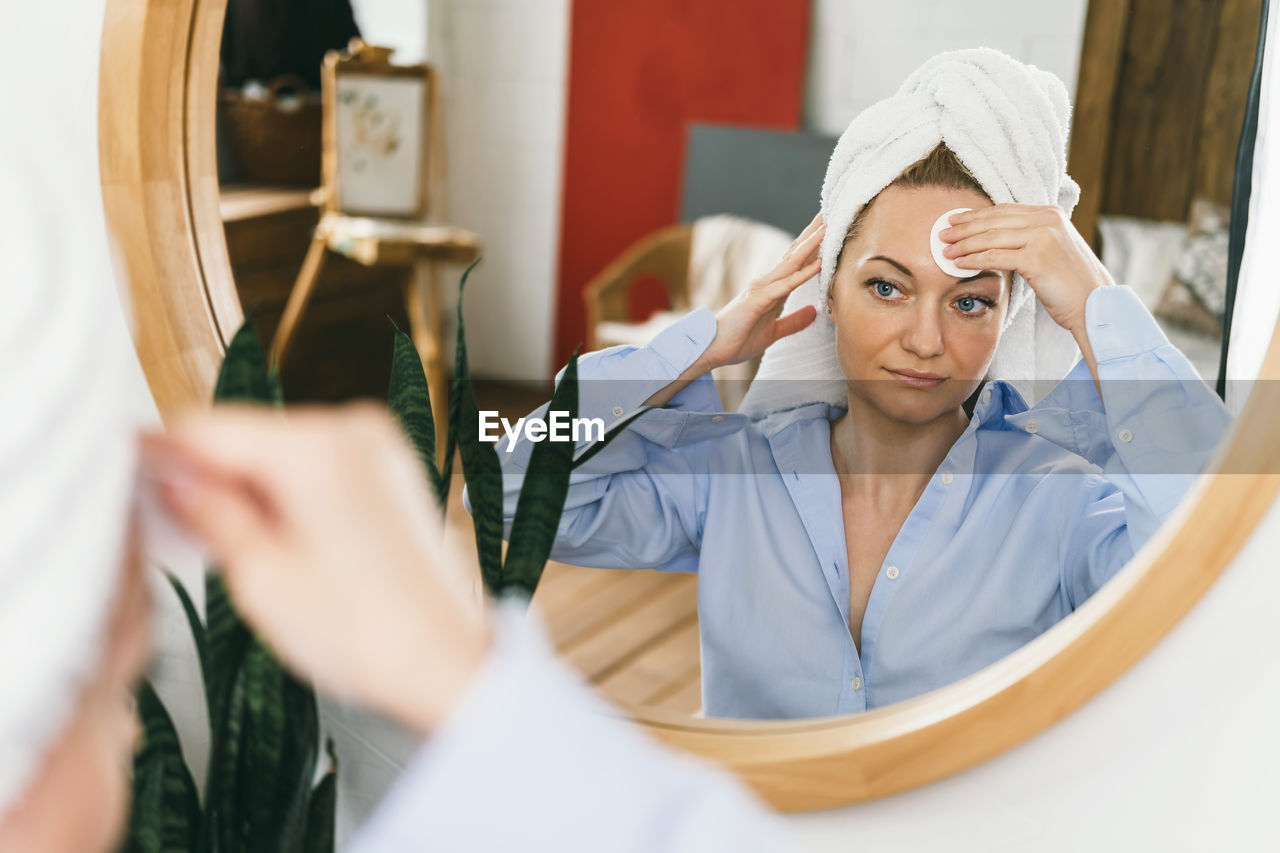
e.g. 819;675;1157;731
125;762;177;853
202;572;250;785
206;645;253;850
165;574;207;685
123;315;336;853
124;681;201;853
452;259;506;593
438;259;483;510
236;641;288;846
303;740;339;853
207;652;249;853
501;351;580;596
570;407;653;470
273;672;323;853
214;319;278;405
206;315;273;764
204;314;277;848
387;328;445;506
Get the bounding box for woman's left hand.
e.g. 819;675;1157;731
939;204;1115;335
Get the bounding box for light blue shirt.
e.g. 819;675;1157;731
349;603;793;852
469;285;1232;720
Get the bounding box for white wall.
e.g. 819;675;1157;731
425;0;571;379
351;0;429;64
20;0;1280;849
805;0;1089;136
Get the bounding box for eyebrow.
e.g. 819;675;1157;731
868;255;1001;285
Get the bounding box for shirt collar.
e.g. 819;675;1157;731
757;356;1093;477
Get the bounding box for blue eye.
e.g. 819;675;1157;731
955;295;993;315
869;279;899;298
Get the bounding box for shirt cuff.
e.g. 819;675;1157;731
1006;284;1230;481
346;597;789;852
1084;284;1173;363
346;598;577;848
1003;285;1195;466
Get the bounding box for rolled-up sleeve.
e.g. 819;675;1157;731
1006;286;1233;606
462;308;746;572
347;600;796;853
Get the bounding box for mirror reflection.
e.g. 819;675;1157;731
214;1;1258;720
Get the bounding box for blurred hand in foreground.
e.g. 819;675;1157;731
139;402;491;735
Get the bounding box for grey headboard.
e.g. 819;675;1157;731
679;123;839;236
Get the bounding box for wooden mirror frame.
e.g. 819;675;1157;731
100;0;1280;812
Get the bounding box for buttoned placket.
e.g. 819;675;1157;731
765;394;993;715
854;415;981;706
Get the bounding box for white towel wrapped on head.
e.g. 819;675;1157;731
739;47;1084;417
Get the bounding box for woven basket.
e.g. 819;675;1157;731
220;75;322;186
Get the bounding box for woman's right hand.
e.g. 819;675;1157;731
696;212;825;372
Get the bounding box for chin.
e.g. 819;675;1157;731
865;387;962;426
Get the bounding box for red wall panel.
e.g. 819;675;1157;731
553;0;811;369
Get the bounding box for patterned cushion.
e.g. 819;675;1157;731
1155;197;1229;338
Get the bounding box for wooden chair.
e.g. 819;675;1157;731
582;223;693;349
584;217;799;411
270;40;480;456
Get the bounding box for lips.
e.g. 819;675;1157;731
886;368;946;389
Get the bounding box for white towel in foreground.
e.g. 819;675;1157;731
0;124;136;817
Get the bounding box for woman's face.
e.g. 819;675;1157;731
827;184;1011;426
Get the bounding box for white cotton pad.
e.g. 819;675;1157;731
930;207;977;279
135;468;212;572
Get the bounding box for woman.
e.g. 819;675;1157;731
477;50;1233;720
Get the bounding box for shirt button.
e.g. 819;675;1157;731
1118;428;1133;443
1024;420;1039;434
611;406;625;418
711;415;723;423
851;676;863;691
885;565;900;580
981;389;992;405
941;471;954;485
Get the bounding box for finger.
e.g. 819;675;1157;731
764;256;822;301
948;203;1048;224
943;227;1030;259
793;210;825;245
953;247;1022;272
941;206;1058;240
159;404;296;487
160;402;386;499
151;462;279;567
770;305;818;343
767;224;826;282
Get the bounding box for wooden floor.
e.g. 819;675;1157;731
439;382;703;715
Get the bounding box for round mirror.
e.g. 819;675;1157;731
100;0;1280;814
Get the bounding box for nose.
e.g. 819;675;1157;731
900;303;945;360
